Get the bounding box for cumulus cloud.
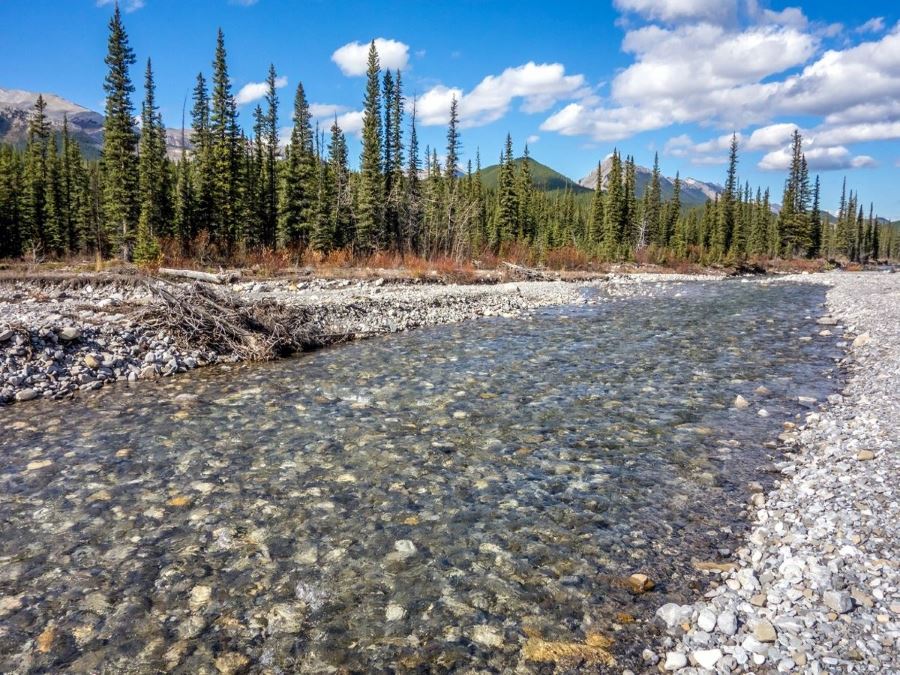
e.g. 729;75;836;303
335;110;365;136
234;75;287;106
745;122;800;150
613;0;736;24
759;145;876;171
97;0;144;11
539;5;900;178
526;134;540;144
414;62;586;128
331;38;409;76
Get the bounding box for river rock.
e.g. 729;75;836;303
58;326;81;341
664;652;687;670
734;395;750;409
753;619;777;642
823;590;853;614
693;648;722;670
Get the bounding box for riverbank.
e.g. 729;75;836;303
0;275;597;405
649;271;899;673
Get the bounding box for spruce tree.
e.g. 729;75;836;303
279;82;315;247
190;72;212;240
135;58;166;264
714;134;738;260
357;41;383;251
24;95;51;256
602;151;623;259
326;117;352;250
403;101;421;253
496;133;518;248
210;29;241;248
101;3;139;260
587;160;604;249
262;64;279;247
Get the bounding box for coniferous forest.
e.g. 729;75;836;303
1;6;898;267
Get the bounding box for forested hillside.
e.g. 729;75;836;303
1;6;897;266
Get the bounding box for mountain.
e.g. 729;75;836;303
480;157;592;194
0;87;190;158
577;156;723;208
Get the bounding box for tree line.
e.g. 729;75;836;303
1;5;897;265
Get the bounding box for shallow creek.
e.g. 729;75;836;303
0;280;843;672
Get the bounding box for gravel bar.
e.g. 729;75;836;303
0;277;590;406
649;271;900;674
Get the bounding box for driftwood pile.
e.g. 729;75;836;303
139;280;349;361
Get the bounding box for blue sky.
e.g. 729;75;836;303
1;0;899;217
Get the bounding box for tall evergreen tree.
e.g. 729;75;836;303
134;58;166;263
279;82;315;248
403;100;421;253
190;72;212;241
357;41;383;251
101;3;139;260
210;29;242;248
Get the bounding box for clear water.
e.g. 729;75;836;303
0;281;842;673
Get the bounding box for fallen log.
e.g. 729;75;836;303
501;261;558;281
157;268;240;284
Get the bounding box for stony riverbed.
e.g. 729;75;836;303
648;272;900;674
0;278;849;673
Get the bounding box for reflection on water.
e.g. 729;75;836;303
0;281;841;672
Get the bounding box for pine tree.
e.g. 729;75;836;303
190;72;212;241
357;41;383;251
645;152;662;247
713;133;738;260
808;175;821;257
602;151;623;259
516;144;534;242
326;117;352;250
403;100;421;253
261;64;279;247
279;82;315;248
383;69;404;248
101;3;139;260
24;94;51;256
210;29;241;248
587;160;604;249
134;59;166;264
496;133;517;248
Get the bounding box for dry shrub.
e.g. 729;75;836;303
544;246;593;271
242;247;293;277
499;241;536;267
430;255;476;283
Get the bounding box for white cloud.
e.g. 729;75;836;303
759;145;876;171
309;103;349;118
857;17;885;34
335;110;365;136
539;7;900;177
235;75;287;106
97;0;144;11
613;0;736;24
414;62;585;128
331;38;409;76
526;134;540;144
745;122;800;150
812;121;900;146
662;132;739;164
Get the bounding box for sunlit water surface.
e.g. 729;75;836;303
0;281;842;672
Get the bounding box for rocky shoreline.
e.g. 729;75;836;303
0;276;592;406
647;271;899;674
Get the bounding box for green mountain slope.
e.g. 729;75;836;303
479;157;592;194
